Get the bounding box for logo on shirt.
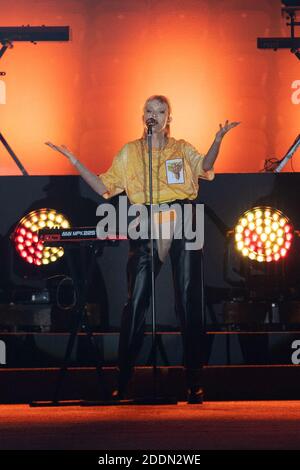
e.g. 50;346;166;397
165;158;184;184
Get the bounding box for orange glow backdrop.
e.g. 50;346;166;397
0;0;299;175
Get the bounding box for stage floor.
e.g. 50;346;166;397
0;400;300;450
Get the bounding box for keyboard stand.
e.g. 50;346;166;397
30;242;111;406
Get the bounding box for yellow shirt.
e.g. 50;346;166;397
99;137;214;204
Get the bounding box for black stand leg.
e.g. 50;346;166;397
81;316;109;400
52;309;85;404
146;335;170;367
0;132;28;175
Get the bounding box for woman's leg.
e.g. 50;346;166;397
117;238;162;394
169;234;205;402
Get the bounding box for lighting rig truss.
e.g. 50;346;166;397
0;25;69;175
257;1;300;61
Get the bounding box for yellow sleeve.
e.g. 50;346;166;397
182;140;215;181
98;145;127;198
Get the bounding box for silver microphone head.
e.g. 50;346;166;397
146;118;157;127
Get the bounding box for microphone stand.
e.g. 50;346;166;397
134;122;177;404
148;122;158;398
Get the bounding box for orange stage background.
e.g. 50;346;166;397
0;0;299;175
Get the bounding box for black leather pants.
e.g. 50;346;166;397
117;204;205;389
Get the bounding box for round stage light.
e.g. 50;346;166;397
13;209;70;266
234;207;293;262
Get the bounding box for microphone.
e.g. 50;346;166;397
146;118;157;128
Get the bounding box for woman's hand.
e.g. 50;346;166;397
45;142;78;165
215;120;240;142
203;120;240;171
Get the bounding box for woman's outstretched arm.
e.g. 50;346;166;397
45;142;108;196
